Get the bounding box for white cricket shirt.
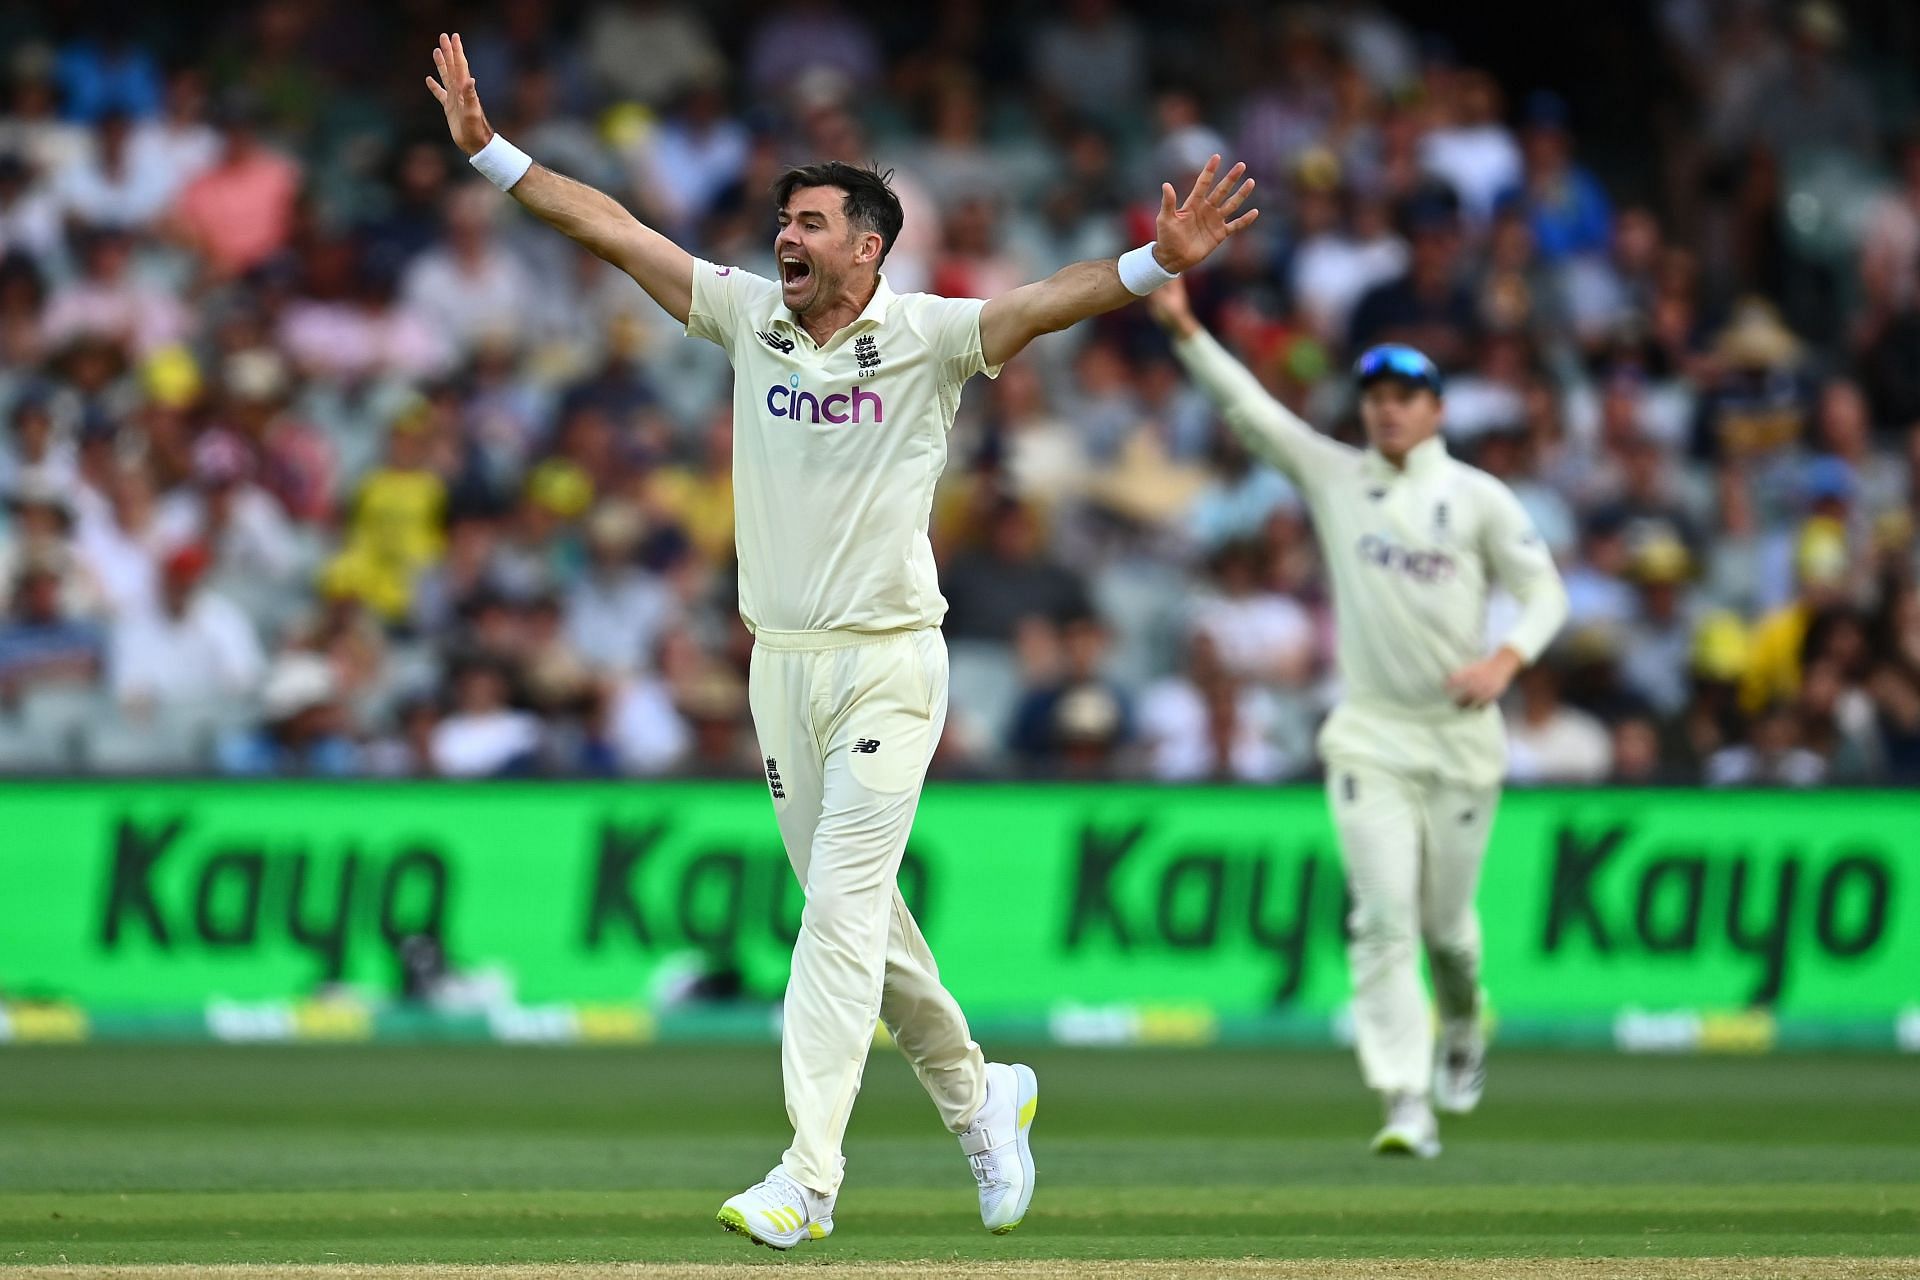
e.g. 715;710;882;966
686;262;1002;634
1174;330;1569;786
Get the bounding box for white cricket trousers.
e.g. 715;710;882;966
1324;758;1500;1096
748;625;987;1197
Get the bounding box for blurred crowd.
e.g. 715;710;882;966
0;0;1917;785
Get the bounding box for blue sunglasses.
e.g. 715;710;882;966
1353;344;1443;395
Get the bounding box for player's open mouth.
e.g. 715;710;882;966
781;257;812;288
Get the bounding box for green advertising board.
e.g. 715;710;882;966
0;782;1914;1047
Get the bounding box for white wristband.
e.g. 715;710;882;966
1118;242;1179;296
469;133;533;191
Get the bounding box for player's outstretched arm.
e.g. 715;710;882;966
425;32;693;325
977;155;1256;369
1145;276;1348;488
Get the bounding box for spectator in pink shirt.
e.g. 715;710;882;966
169;95;300;280
217;348;335;525
41;227;188;356
278;237;450;382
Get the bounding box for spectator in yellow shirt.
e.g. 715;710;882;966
1741;516;1850;714
648;408;735;567
322;409;447;620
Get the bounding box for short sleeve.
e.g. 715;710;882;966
915;294;1003;388
685;260;776;354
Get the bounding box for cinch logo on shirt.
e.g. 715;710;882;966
765;374;884;425
1357;532;1457;584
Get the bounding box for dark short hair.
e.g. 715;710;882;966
771;162;905;264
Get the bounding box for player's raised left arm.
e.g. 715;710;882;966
978;155;1257;369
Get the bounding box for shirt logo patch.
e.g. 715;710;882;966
756;329;795;354
852;738;882;754
766;374;884;424
1357;532;1457;584
765;757;786;799
854;334;882;374
714;266;732;276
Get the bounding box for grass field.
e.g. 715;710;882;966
0;1044;1915;1277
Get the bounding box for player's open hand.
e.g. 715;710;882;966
1152;155;1258;274
1145;275;1199;338
425;32;493;157
1445;648;1524;709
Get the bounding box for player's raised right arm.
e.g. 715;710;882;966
1146;277;1348;489
426;32;693;325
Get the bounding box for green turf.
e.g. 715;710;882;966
0;1044;1913;1265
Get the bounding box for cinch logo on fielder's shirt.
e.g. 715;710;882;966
1357;532;1456;584
766;374;884;425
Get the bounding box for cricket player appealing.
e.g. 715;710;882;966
428;34;1257;1245
1147;278;1567;1158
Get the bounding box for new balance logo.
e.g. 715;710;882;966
765;757;786;799
852;739;881;754
756;330;795;354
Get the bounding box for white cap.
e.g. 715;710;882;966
260;652;336;720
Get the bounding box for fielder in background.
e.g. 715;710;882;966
427;32;1257;1247
1147;276;1567;1158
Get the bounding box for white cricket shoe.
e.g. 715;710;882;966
1371;1090;1441;1158
1433;1017;1487;1115
716;1166;833;1250
958;1061;1038;1233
